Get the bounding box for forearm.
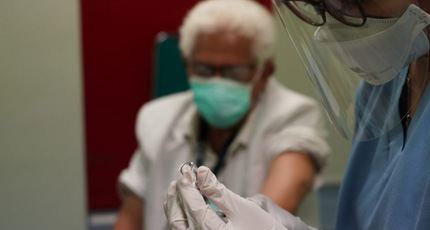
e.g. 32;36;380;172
114;191;144;230
260;152;317;213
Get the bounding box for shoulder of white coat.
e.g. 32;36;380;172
258;78;329;174
135;91;194;138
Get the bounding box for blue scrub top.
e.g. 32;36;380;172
336;67;430;229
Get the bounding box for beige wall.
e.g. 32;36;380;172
0;1;87;229
273;14;352;226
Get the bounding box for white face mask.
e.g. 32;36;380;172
314;4;430;85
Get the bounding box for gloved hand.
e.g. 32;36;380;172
164;165;314;230
164;181;189;229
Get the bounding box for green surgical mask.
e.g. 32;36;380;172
190;76;253;128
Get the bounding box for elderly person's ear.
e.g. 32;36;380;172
265;59;275;75
262;59;275;81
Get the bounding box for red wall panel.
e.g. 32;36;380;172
81;0;272;210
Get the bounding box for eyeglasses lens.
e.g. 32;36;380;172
286;0;365;26
226;66;253;82
324;0;364;26
192;63;254;82
193;64;212;77
287;1;325;25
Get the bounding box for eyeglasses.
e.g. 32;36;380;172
189;62;256;82
283;0;367;27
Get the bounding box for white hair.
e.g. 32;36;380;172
179;0;276;63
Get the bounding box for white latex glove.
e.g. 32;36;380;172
165;165;314;230
164;181;189;229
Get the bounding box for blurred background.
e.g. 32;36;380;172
0;0;350;229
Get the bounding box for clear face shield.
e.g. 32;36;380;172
273;0;430;140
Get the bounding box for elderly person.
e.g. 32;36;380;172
115;0;328;229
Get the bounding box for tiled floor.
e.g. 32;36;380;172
318;184;340;230
89;211;118;230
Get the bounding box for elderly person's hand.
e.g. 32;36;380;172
164;166;314;230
